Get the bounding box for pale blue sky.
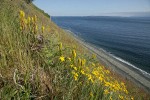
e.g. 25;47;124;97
33;0;150;16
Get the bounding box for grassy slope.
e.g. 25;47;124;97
0;0;149;99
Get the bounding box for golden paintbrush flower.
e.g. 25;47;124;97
81;70;85;75
19;10;25;18
81;59;86;66
31;17;34;23
119;95;124;100
71;71;78;81
42;26;45;33
104;89;109;95
73;66;77;71
19;10;25;31
72;49;76;58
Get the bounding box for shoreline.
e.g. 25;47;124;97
65;29;150;92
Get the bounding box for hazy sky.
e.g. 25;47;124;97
33;0;150;16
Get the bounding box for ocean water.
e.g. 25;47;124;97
52;16;150;73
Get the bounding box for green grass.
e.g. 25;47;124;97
0;0;150;100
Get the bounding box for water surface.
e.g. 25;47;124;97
52;16;150;73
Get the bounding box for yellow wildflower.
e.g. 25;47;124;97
87;74;94;83
125;89;128;94
109;96;112;100
90;92;93;97
104;89;109;95
74;76;78;81
71;71;78;81
19;10;25;18
104;81;111;87
99;76;103;82
81;70;85;75
42;26;45;33
81;59;86;66
72;49;76;58
119;95;124;100
92;63;95;67
73;66;77;71
92;70;99;77
75;73;78;77
105;70;110;74
87;74;92;80
59;56;65;62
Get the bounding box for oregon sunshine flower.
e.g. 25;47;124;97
59;56;65;62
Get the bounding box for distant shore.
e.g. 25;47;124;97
65;29;150;92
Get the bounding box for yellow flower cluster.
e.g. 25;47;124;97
19;10;25;31
31;15;38;34
20;10;25;19
71;71;78;81
18;10;136;100
53;16;134;100
19;10;45;34
78;58;86;66
58;47;133;99
89;66;129;94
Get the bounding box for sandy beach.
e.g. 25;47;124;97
65;30;150;92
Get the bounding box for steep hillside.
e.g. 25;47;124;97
0;0;63;99
0;0;149;99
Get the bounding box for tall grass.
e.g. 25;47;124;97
0;8;131;99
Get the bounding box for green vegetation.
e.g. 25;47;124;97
24;0;34;4
0;0;149;99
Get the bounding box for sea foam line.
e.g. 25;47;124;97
111;54;150;78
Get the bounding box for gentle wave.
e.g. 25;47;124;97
111;54;150;79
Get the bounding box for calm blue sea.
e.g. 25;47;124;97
52;16;150;73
